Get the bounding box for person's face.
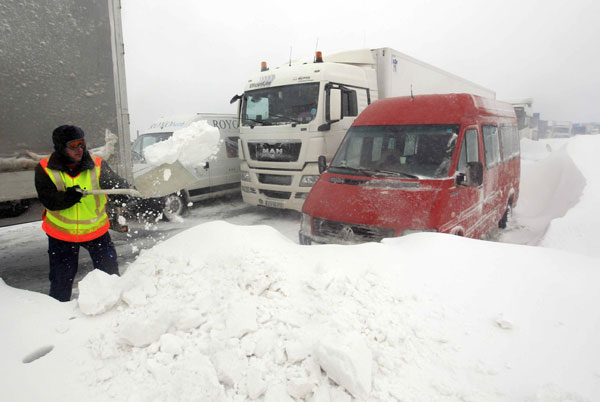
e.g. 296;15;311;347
64;139;85;163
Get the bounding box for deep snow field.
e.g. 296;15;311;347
1;135;599;402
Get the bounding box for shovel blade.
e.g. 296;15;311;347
132;161;198;198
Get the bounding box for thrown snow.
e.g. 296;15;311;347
143;120;221;167
163;168;171;181
1;136;600;402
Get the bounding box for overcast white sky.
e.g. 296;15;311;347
121;0;600;135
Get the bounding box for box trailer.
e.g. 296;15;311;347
231;47;495;211
0;0;131;223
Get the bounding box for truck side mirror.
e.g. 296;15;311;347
329;88;342;122
466;161;483;187
318;155;327;174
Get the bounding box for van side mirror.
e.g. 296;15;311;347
466;161;483;187
318;155;327;174
329;88;342;122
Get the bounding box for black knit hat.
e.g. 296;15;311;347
52;125;85;152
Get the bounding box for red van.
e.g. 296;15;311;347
299;93;520;244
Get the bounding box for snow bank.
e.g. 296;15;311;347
143;120;221;167
504;136;599;259
540;136;600;258
3;220;599;402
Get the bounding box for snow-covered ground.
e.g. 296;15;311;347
1;136;599;402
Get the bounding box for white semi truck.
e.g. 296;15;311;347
0;0;131;224
231;48;495;211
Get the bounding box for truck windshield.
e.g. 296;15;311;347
330;124;460;179
242;83;319;126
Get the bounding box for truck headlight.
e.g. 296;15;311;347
301;213;312;234
300;175;320;187
240;170;250;182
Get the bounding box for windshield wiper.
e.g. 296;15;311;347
269;113;303;124
244;118;271;127
329;165;374;176
368;168;419;179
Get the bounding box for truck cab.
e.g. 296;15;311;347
234;49;378;211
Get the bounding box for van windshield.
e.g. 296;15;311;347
330;125;460;179
242;83;320;126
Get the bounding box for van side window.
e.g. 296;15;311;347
457;129;479;173
482;125;500;168
513;126;520;155
500;125;520;161
341;88;358;117
225;136;239;158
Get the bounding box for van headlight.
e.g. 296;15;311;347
301;213;312;234
240;171;250;182
300;175;320;187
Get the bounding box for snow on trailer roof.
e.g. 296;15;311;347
353;93;516;126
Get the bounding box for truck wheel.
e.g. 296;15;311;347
498;203;511;229
162;193;186;221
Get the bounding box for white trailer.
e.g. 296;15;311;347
130;114;241;220
231;48;495;211
0;0;130;223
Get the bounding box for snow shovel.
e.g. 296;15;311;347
76;160;199;198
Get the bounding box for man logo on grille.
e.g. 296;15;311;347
340;225;355;242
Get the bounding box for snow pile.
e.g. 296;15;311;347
4;220;599;402
143;120;221;167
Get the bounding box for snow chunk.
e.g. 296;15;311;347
225;299;258;338
143;120;220;167
264;383;294;402
159;333;182;356
77;269;121;315
315;332;372;400
211;349;247;387
118;312;172;347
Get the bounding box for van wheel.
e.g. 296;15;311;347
498;204;511;229
162;193;186;221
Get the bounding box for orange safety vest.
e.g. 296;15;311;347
40;155;109;242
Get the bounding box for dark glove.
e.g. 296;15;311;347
65;185;83;203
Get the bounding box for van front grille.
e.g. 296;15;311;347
313;218;394;243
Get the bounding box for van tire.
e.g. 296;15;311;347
162;193;187;221
498;203;511;229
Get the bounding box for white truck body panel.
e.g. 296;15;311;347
237;47;495;211
373;48;495;99
132;114;240;202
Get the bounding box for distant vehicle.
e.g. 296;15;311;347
511;98;537;140
300;93;520;244
0;0;130;224
231;47;495;212
130;114;240;220
549;121;572;138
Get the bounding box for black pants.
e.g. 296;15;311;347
47;232;119;302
